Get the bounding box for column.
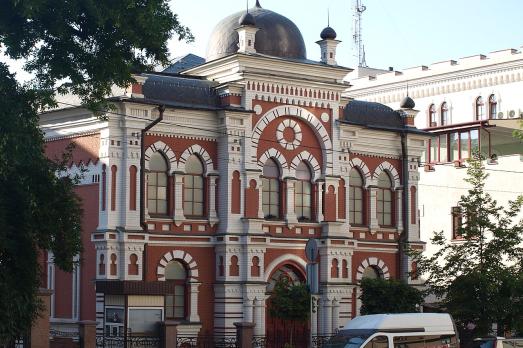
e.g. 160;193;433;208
208;174;219;225
396;189;403;231
322;297;333;335
173;171;185;224
257;178;264;219
253;298;265;336
332;299;340;334
317;181;324;222
188;282;201;322
285;178;298;224
243;297;254;323
368;186;379;232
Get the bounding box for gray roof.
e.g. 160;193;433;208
162;54;205;74
342;100;430;135
343;100;404;128
137;74;221;110
206;4;306;61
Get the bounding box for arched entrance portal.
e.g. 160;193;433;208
265;263;309;348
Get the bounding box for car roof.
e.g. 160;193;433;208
343;313;455;333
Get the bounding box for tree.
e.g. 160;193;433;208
359;278;423;315
410;152;523;336
513;119;523;141
268;278;310;347
0;0;192;342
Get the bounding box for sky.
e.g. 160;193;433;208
4;0;523;81
167;0;523;71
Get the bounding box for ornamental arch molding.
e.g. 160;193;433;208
373;161;401;189
251;105;332;173
258;148;290;178
355;257;390;281
178;144;215;173
348;157;372;186
144;141;177;171
289;151;321;181
157;250;199;281
264;254;307;283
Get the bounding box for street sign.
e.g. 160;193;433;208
305;238;319;263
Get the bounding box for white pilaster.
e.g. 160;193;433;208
285;178;298;224
368;186;379;231
208;174;219;225
173;171;185;225
189;282;201;322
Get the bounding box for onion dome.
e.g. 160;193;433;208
320;26;337;40
400;96;416;109
206;1;307;61
239;12;256;26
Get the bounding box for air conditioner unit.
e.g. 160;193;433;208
497;112;504;119
508;110;516;118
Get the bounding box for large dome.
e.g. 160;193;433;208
206;3;307;62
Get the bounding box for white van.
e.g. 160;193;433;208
325;313;459;348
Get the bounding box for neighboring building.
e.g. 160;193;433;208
40;1;428;340
345;48;523;257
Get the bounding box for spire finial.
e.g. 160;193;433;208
328;9;330;26
406;81;409;97
255;0;261;8
247;0;249;13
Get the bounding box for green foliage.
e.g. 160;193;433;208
513;119;523;140
410;151;523;336
268;278;310;322
359;278;423;315
0;0;192;342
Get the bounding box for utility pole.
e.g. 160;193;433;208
352;0;368;67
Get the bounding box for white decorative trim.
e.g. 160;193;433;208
373;161;401;188
251;105;332;171
144;141;177;171
289;151;321;181
157;250;199;281
348;157;372;185
264;254;307;282
258;148;290;177
178;144;214;173
355;257;390;281
276;119;302;151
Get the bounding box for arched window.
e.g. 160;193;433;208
349;169;364;225
262;159;280;219
362;266;381;279
440;102;449;126
331;259;339;278
428;104;437;127
295;161;312;221
475;96;484;120
184;155;204;217
488;94;497;119
164;260;187;319
377;172;393;227
147;152;168;215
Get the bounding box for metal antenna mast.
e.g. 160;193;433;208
352;0;367;67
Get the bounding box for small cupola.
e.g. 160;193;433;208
316;18;340;65
399;95;419;127
236;7;259;54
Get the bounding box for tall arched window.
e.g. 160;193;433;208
164;260;187;319
262;159;280;219
377;172;393;227
362;266;381;279
440;102;449;126
475;96;484;120
349;168;364;225
428;104;437;127
488;94;497;119
183;155;204;217
295;161;312;221
147;152;168;215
